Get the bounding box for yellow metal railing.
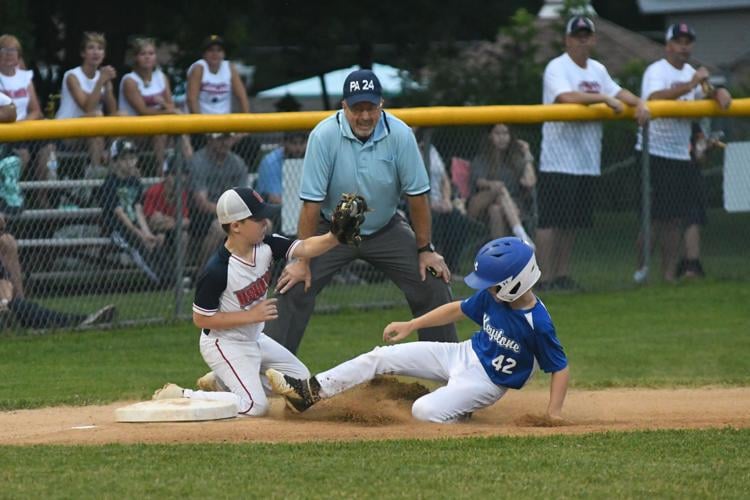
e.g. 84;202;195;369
1;98;749;141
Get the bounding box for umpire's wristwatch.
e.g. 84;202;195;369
417;242;436;253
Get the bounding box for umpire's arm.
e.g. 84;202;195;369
407;194;450;283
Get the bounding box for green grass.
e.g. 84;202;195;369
1;280;748;410
1;429;748;499
1;280;749;498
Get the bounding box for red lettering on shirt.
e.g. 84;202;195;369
234;270;271;308
578;81;601;93
0;88;28;99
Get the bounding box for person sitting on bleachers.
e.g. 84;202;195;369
118;36;192;174
99;139;162;285
143;154;190;276
0;218;115;329
55;32;118;176
468;124;536;248
187;132;248;268
0;33;58;207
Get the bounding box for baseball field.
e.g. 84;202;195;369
1;279;749;498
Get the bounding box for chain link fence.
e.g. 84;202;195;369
1;111;748;332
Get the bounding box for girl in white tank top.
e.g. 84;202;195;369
186;36;249;114
55;32;117;170
0;34;42;121
118;38;175;116
56;33;117;119
118;38;189;174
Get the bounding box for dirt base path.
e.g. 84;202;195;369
2;382;748;445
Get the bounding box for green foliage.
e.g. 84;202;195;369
1;430;749;498
396;8;543;106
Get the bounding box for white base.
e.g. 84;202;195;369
115;398;237;422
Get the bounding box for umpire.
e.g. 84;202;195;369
266;69;457;353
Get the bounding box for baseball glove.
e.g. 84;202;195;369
330;193;367;245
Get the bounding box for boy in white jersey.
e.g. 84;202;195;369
267;237;569;424
152;187;340;416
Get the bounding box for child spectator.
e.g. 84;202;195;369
143;154;190;274
186;35;249;115
119;37;192;174
0;34;57;206
99;139;162;285
55;32;118;173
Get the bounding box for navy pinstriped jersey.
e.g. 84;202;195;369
461;290;567;389
192;234;300;341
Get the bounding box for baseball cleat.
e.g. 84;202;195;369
265;369;320;413
196;371;222;392
152;383;185;400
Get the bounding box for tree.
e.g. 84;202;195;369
395;8;543;106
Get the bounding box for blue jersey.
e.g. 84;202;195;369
461;290;567;389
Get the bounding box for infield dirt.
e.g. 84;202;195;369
2;380;748;445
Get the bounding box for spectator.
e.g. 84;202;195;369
0;145;23;217
99;139;162;285
255;131;308;205
467;124;536;248
255;131;306;234
0;90;15;122
634;23;731;283
536;16;649;291
118;36;190;174
55;32;118;173
186;35;249;115
676;124;725;279
143;154;190;273
265;69;458;354
188;133;249;268
414;126;470;274
0;34;57;207
0;219;115;329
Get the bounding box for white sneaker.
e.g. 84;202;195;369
633;266;649;284
152;383;185;400
79;304;117;328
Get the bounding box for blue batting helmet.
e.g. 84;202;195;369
464;237;541;302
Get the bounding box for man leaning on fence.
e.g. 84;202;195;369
535;15;650;292
265;69;458;355
634;23;732;284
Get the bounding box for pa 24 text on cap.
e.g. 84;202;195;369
349;79;376;92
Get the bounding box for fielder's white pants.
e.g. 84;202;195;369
184;333;310;417
316;340;507;423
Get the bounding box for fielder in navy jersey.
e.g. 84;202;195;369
267;237;569;424
152;187;340;416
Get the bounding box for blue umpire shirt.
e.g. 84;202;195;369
299;110;430;235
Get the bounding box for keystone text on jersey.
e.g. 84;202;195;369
482;314;521;353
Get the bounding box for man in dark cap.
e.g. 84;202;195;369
634;23;732;283
265;69;458;354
